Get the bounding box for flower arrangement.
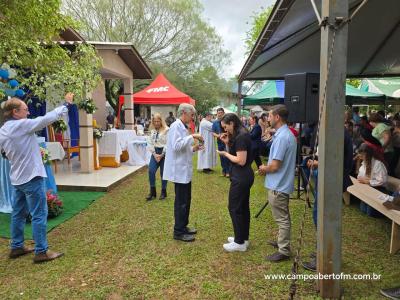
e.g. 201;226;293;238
93;127;103;139
52;119;68;133
46;190;63;218
78;98;97;114
40;147;50;164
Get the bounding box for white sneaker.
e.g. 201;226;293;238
227;236;249;247
223;241;247;252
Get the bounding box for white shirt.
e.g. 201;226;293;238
163;119;194;184
0;106;68;185
357;158;388;187
147;128;169;154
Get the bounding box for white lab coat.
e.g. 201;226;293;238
197;119;217;170
163;119;194;184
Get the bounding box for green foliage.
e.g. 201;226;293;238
0;0;102;104
52;119;68;133
78;98;97;114
63;0;230;111
244;6;273;55
347;78;361;88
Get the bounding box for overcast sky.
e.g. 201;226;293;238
200;0;276;79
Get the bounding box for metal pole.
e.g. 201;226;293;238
237;81;243;116
317;0;348;298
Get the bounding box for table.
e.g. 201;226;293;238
98;129;137;167
127;136;151;166
46;142;65;161
0;142;58;213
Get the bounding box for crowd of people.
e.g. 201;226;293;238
1;96;399;300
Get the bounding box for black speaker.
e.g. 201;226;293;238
284;73;320;123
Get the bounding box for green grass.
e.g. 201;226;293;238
0;157;399;299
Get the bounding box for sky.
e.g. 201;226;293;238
200;0;276;79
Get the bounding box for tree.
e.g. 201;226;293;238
0;0;102;104
62;0;231;110
244;6;273;55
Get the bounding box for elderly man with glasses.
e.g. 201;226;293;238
0;93;74;263
163;103;204;242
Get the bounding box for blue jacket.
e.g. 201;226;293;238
249;124;262;150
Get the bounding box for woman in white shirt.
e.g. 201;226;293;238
146;113;169;201
357;143;388;217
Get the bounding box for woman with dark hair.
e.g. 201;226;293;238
249;115;262;168
217;113;254;252
359;128;385;163
357;143;388;217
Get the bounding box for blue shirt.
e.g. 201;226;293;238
212;120;225;147
265;124;297;194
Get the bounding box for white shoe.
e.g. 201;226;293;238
227;236;249;247
223;241;247;252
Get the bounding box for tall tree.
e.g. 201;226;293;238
62;0;231;110
244;6;273;55
0;0;102;103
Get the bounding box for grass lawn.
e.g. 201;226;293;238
0;157;399;299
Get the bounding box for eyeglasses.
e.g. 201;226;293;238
17;108;29;112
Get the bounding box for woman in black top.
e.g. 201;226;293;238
218;113;254;252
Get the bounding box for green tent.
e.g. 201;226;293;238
360;78;400;98
243;80;390;106
242;80;284;106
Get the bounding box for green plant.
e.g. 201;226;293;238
52;119;68;133
93;127;103;139
40;147;50;164
78;98;97;114
46;190;63;218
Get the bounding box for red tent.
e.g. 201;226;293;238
118;73;195;106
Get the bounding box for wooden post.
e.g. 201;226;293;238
317;0;348;298
78;110;94;173
123;77;134;130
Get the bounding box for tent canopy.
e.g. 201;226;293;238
243;80;285;105
239;0;400;81
119;73;195;106
360;78;400;97
243;80;388;106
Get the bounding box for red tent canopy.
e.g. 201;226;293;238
119;73;195;106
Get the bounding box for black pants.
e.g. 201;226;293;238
252;148;262;168
228;178;253;244
174;182;192;235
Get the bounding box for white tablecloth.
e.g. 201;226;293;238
46;142;65;161
99;130;137;162
127;137;151;166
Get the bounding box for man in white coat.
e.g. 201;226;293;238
197;112;217;173
163;103;204;242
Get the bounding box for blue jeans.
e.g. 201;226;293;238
148;149;167;190
218;143;230;174
11;176;48;254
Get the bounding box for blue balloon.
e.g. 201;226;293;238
15;89;25;98
8;79;19;88
0;69;9;80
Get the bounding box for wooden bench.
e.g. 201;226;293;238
347;176;400;254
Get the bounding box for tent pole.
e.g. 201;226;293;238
237;81;243;116
317;0;348;298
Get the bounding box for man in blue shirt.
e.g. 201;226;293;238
259;104;297;262
212;107;230;177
